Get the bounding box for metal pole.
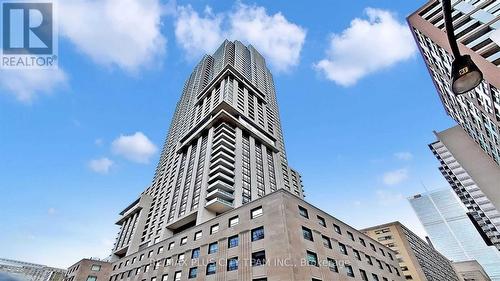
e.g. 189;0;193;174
442;0;461;58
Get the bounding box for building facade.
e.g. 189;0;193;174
110;190;404;281
409;189;500;280
408;0;500;165
362;222;460;281
64;259;112;281
112;40;304;260
453;260;491;281
0;258;66;281
429;125;500;250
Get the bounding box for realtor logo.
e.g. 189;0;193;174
1;0;58;69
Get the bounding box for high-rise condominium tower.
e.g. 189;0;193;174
429;125;500;250
112;40;303;259
408;0;500;165
409;189;500;280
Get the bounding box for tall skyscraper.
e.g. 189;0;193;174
112;40;304;259
429;125;500;250
408;0;500;165
108;41;406;281
409;188;500;280
362;221;460;281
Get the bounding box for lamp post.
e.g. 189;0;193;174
442;0;483;95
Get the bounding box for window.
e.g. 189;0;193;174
148;250;153;258
333;224;342;234
386;263;393;273
372;273;380;281
229;216;239;227
227;257;238;271
161;275;168;281
379;248;385;256
158;246;164;254
208;242;218;254
370;243;376;251
388;252;393;260
312;279;322;281
177;254;185;264
376;259;383;269
353;249;361;260
306;251;319;267
252;251;266;266
165;257;172;266
144;265;150;273
251;207;263;219
125;260;129;267
194;231;202;241
154;261;160;270
339;242;347;255
174;271;181;281
347;231;355;241
302;226;313;241
345;264;354;277
151;277;157;281
206;263;216;275
86;277;97;281
132;257;136;264
135;268;141;275
317;216;326;227
228;235;239;248
383;278;388;281
251;226;265;241
188;267;197;279
359;238;366;247
359;269;368;281
298;206;309;218
210;224;219;234
181;237;188;245
322;236;332;249
168;242;174;250
327;258;338;272
91;265;101;272
253;279;267;281
192;248;200;259
366;255;373;265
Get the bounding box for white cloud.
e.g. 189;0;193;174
174;4;306;72
175;6;224;58
59;0;166;72
394;152;413;161
112;132;158;163
0;68;66;103
88;157;114;174
314;8;416;86
383;168;409;185
376;189;404;206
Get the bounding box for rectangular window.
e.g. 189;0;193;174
165;257;172;266
188;267;197;279
376;259;383;269
359;238;366;247
174;271;181;281
298;206;309;218
177;254;185;264
379;248;385;256
366;255;373;265
306;251;319;267
135;268;141;275
229;216;239;227
388;252;393;260
132;257;136;264
317;215;326;227
345;264;354;277
148;250;153;258
302;226;313;241
158;246;164;254
251;207;263;219
228;235;239;248
227;257;238;271
161;275;168;281
194;231;202;241
168;242;174;250
206;263;216;275
333;224;342;234
372;273;380;281
181;237;188;245
347;231;355;241
353;249;361;260
86;277;97;281
370;243;376;251
191;248;200;259
151;277;156;281
339;242;347;255
144;265;150;273
359;269;368;281
91;265;101;272
322;236;332;249
208;242;218;254
251;226;265;242
252;251;266;267
327;258;338;272
210;224;219;234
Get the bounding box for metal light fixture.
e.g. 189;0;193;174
442;0;483;95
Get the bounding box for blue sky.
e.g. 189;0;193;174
0;0;456;268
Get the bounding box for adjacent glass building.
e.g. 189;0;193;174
409;188;500;280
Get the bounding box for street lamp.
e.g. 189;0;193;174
442;0;483;95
